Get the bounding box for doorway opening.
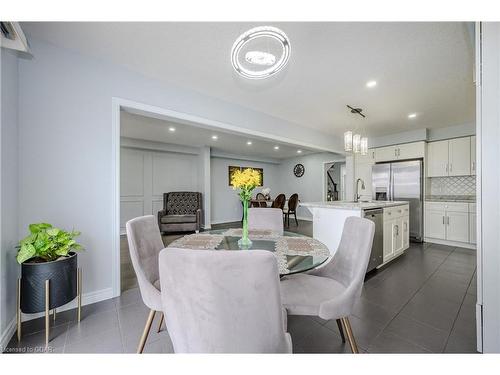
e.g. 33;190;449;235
324;161;346;201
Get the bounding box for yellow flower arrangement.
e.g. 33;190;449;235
231;168;261;201
231;168;261;247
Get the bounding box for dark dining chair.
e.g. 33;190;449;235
272;194;286;210
284;193;299;226
256;192;267;208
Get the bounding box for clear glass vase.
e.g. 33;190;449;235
238;198;252;249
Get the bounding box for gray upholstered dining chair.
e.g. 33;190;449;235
280;216;375;353
159;248;292;353
248;207;284;235
125;215;165;353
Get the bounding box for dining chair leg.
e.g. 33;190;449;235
137;309;156;354
336;319;346;343
341;317;359;353
294;212;298;225
157;312;164;333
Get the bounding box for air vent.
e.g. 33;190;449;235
0;22;30;53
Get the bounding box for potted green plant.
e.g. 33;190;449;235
17;223;83;314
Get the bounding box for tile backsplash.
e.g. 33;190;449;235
429;176;476;196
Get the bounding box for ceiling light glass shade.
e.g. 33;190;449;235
344;131;353;152
231;26;291;79
353;134;361;154
245;51;276;66
361;137;368;155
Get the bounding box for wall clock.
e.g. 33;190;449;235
293;163;305;177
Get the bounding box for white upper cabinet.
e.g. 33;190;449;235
427;136;473;177
427;140;449;177
449;137;471;176
375;141;425;162
397;142;426;160
375;146;398;162
471;135;477;175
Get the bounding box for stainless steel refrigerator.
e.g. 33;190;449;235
372;160;423;242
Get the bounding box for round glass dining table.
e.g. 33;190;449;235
167;228;331;275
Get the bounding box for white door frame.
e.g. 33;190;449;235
322;159;346;202
111;97;339;297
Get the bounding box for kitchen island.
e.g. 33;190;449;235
302;201;410;268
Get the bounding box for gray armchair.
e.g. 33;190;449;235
158;192;202;234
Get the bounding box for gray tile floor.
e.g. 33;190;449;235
6;220;477;353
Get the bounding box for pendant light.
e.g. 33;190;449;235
344;131;353;152
360;137;368;155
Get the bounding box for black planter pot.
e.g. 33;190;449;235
20;252;78;314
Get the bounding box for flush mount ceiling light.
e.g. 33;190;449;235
408;113;417;119
211;135;218;140
274;145;280;150
366;80;377;88
231;26;291;79
168;127;176;132
246;141;252;145
297;150;303;154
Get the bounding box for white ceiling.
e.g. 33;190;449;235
23;22;475;137
120;111;318;160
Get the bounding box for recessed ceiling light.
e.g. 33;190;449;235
297;150;302;154
211;135;218;140
246;141;252;145
168;127;176;132
366;80;377;88
408;113;417;119
274;146;280;150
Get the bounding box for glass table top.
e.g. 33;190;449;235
168;229;330;275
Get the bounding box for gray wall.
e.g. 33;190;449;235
210;157;280;224
276;152;344;219
17;37;339;301
0;48;19;346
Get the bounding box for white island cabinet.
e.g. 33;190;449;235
302;201;410;266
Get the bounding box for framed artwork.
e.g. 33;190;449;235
228;166;241;186
245;167;264;187
228;166;264;187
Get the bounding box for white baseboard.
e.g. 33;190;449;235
424;237;477;250
1;316;17;350
20;287;114;323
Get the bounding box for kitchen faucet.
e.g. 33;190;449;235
355;178;366;202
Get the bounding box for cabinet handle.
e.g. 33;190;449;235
450;164;452;173
442;216;445;225
395;225;399;236
445;164;448;173
394;149;397;157
472;161;475;172
447;216;450;225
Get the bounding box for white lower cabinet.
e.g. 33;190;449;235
425;210;446;239
402;215;410;249
469;213;477;244
382;205;410;263
446;211;469;243
424;201;475;247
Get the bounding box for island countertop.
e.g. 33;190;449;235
301;201;409;211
